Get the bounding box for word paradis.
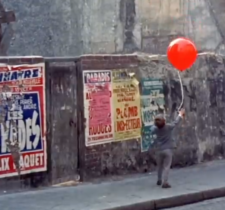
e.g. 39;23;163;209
116;106;141;132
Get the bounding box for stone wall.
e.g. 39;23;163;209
79;53;225;179
2;0;83;56
137;52;225;165
3;0;225;56
77;55;141;179
0;53;224;186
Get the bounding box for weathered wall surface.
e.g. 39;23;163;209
81;0;225;54
2;0;83;56
0;57;79;191
46;61;79;185
0;54;224;186
3;0;225;56
136;0;222;54
137;52;225;165
79;53;225;179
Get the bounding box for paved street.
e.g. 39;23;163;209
168;197;225;210
0;160;225;210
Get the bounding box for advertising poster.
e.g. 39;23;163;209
112;70;141;141
141;78;165;152
0;63;47;178
83;71;114;146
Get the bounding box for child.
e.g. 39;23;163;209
150;109;185;188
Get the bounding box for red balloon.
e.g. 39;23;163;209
167;38;197;71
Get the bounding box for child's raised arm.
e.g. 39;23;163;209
167;109;185;130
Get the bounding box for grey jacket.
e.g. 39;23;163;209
150;115;182;150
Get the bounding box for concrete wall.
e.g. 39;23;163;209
78;53;225;179
4;0;225;56
2;0;83;56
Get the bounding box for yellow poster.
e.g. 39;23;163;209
112;70;141;141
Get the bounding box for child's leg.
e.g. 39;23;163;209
156;151;164;184
162;149;173;187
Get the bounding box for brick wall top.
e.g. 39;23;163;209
79;54;138;70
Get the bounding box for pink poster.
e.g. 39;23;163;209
83;71;114;146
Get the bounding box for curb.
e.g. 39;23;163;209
104;187;225;210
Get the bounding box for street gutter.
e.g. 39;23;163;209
104;187;225;210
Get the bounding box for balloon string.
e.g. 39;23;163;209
177;71;184;111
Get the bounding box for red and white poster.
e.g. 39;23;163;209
0;62;47;178
83;70;114;146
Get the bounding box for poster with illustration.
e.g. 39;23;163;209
141;78;165;152
112;70;141;141
0;63;47;178
83;71;114;146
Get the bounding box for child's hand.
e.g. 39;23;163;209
179;108;185;117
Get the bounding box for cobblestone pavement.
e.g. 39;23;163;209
167;197;225;210
0;160;225;210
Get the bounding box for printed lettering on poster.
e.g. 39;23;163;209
83;70;114;146
0;63;47;178
141;78;165;152
112;70;141;141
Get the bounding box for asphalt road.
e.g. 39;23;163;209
167;197;225;210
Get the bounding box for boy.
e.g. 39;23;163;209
150;109;185;188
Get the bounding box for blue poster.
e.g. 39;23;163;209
0;63;46;178
141;78;165;152
0;93;43;154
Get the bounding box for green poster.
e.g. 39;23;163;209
141;78;165;152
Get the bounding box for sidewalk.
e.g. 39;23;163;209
1;160;225;210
